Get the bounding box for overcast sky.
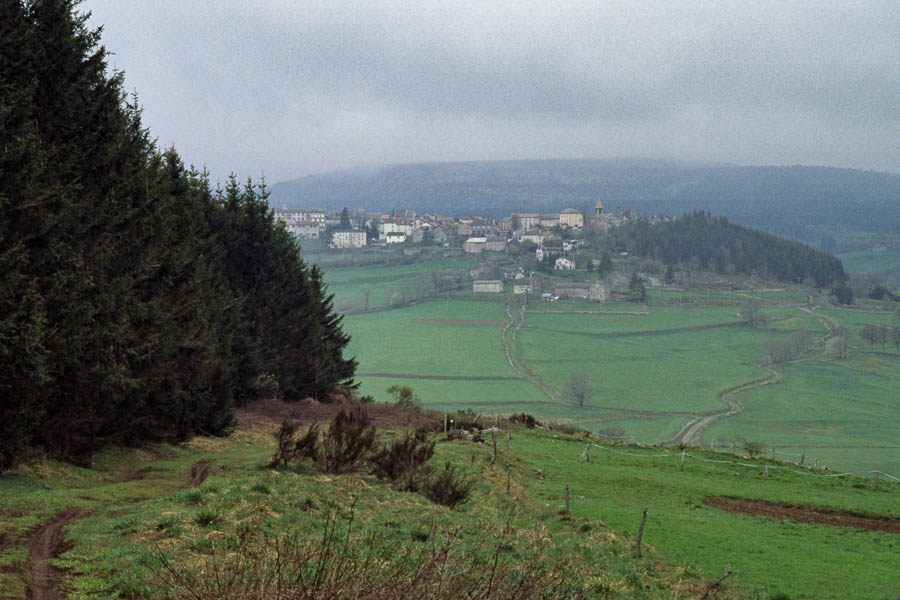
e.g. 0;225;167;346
81;0;900;185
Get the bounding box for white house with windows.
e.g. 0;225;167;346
555;257;575;270
331;228;367;248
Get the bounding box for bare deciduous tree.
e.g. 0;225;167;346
566;373;593;407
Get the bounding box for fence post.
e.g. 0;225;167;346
680;450;686;469
585;443;591;462
471;451;476;466
492;430;497;459
444;414;448;434
764;464;769;478
564;484;570;514
635;508;648;555
490;451;495;469
506;464;511;495
800;453;805;466
507;434;512;450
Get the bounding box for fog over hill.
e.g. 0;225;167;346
269;159;900;242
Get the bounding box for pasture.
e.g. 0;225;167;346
331;256;900;480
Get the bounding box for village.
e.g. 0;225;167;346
274;200;672;302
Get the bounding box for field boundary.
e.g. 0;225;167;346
357;373;522;381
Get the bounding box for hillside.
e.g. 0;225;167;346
0;404;896;599
269;159;900;243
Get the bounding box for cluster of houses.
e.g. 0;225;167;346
274;199;637;251
273;200;646;301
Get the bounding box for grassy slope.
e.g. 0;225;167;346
2;426;897;599
0;427;704;599
515;432;900;600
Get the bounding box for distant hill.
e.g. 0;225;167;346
269;159;900;242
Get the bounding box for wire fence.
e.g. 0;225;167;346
578;442;899;482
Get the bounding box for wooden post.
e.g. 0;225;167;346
564;485;570;514
506;464;511;495
680;450;686;469
507;433;512;450
444;414;448;433
764;464;769;478
471;451;476;466
585;443;591;462
800;453;805;466
635;508;648;555
490;452;495;469
492;430;497;458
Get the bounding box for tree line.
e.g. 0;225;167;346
0;0;355;468
606;211;847;287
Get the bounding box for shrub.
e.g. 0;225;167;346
387;385;422;410
269;420;320;468
320;407;376;474
545;421;584;436
508;413;538;428
370;431;435;492
423;461;474;509
194;508;221;527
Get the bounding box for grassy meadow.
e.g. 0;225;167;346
1;421;896;599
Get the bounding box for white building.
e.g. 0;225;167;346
385;232;408;244
331;229;367;248
555;257;576;270
463;237;487;253
473;280;503;293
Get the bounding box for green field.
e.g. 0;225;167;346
838;249;900;280
517;432;900;600
332;256;900;480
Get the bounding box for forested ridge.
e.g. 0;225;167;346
270;159;900;241
610;212;847;286
0;0;355;468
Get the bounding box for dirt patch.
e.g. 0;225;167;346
24;507;82;600
187;460;213;486
703;496;900;533
411;318;506;325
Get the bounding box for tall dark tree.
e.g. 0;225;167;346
0;1;356;468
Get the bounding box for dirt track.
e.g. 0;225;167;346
25;507;82;600
704;496;900;533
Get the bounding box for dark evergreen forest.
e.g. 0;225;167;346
0;0;355;468
608;212;847;286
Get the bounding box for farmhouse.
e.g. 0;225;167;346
555;257;575;270
553;282;608;301
484;235;507;252
385;232;407;244
473;280;503;293
463;237;487;253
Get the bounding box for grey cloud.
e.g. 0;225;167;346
82;1;900;181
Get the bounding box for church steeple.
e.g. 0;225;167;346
594;198;604;217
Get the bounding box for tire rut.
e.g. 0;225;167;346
24;507;82;600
